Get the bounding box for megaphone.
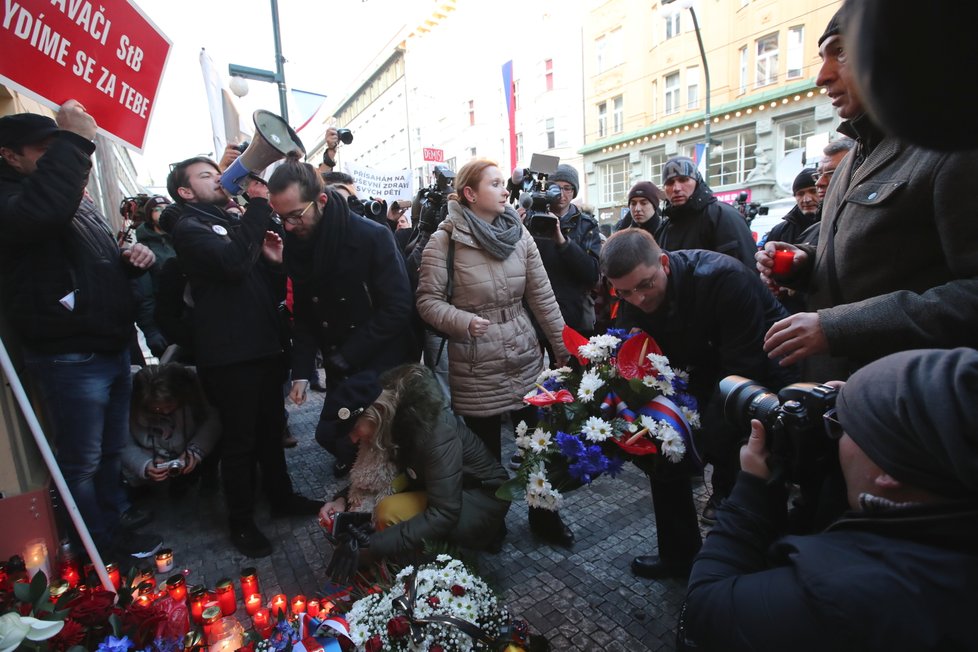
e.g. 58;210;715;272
222;110;306;195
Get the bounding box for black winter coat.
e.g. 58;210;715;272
658;184;758;268
168;200;285;368
614;211;661;236
0;132;138;354
685;472;978;651
762;204;818;247
529;204;602;333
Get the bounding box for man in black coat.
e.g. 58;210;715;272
166;156;321;558
601;229;795;580
267;156;415;478
0;103;161;560
683;348;978;651
761;169;818;314
656;157;757;269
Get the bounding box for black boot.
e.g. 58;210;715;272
528;507;574;547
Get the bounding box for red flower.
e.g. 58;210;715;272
427;596;440;607
387;615;411;639
67;589;116;626
47;618;85;652
119;601;168;648
524;388;574;407
562;325;591;366
615;332;664;380
364;634;383;652
450;585;466;597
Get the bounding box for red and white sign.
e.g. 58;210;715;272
715;188;751;204
0;0;171;152
423;147;444;163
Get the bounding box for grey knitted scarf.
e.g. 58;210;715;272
460;204;523;260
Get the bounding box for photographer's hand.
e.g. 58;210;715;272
550;212;567;246
740;419;771;480
145;462;169;483
218;144;241;171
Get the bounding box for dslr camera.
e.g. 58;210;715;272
734;191;767;224
719;376;838;483
510;153;562;238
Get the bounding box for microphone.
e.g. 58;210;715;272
519;192;534;210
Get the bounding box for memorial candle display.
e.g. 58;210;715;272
214;578;236;616
269;594;287;617
166;574;187;602
251;608;271;637
189;586;208;624
23;540;50;581
201;606;222;644
291;594;306;615
155;549;174;574
105;562;121;590
239;567;260;599
245;593;262;616
306;600;320;619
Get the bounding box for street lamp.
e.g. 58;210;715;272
228;0;289;123
677;0;713;185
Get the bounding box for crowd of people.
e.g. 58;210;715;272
1;3;976;649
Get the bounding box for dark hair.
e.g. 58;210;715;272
131;364;208;422
268;152;323;202
600;229;662;279
166;156;221;205
323;171;355;185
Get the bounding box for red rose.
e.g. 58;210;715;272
430;645;445;652
364;634;383;652
387;615;411;639
67;590;116;626
426;596;440;607
450;585;466;597
119;601;167;648
47;618;86;652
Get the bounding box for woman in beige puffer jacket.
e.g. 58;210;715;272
416;160;568;459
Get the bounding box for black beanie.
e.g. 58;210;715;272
837;348;978;498
315;371;383;449
628;181;665;203
818;6;846;46
549;164;579;198
792;168;817;194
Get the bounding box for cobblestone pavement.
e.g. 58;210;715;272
135;381;712;651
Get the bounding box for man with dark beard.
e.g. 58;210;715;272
165;157;321;557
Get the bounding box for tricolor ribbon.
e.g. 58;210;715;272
604;393;702;467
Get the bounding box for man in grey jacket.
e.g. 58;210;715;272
758;8;978;382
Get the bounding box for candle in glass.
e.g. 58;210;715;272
155;549;174;574
23;540;50;581
189;585;208;624
105;562;121;590
290;595;306;615
239;567;260;599
201;607;222;644
269;594;287;618
135;594;151;606
133;567;156;590
306;600;320;619
214;578;236;616
60;563;80;588
251;608;270;637
245;593;262;616
166;574;187;602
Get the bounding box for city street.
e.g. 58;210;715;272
142;379;712;651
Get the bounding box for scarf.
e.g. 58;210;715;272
283;188;350;282
457;202;523;260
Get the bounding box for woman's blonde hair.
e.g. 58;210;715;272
448;158;499;208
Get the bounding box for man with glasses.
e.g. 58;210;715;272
266;155;414;478
165;156;323;557
600;229;794;580
758;7;978;385
683;347;978;650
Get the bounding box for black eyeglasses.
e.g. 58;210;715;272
823;407;844;440
616;270;659;299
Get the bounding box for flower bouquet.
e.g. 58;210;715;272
497;327;701;510
345;555;539;651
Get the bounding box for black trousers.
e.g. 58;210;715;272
198;355;293;524
464;405;537;463
648;473;703;564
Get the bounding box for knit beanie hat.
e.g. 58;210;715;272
549;164;580;198
792;168;817;194
819;6;846;46
628;181;665;203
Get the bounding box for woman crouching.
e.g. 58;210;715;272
318;364;509;571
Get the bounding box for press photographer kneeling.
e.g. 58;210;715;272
682;348;978;651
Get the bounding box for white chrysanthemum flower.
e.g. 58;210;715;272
515;420;528;438
638;414;659;434
680;406;701;429
591;334;621;351
581;415;613;442
657;423;686;463
641;375;674;395
515;433;533;451
676;368;690;382
530;428;552;453
527;467;551;494
577;370;604;403
578;342;604;361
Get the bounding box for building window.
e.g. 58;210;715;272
779;115;815;160
517;133;524;162
598;102;608;138
651;80;658;120
513;79;520;110
787;26;804;79
739;45;748;94
546;118;556;149
598;157;629;205
665;72;680;115
686;66;700;109
708;128;757;186
469;147;477;158
643;148;668;186
613;96;623;134
755;33;779;87
468;100;475;126
596;28;623;73
595;34;606;73
545;58;554;91
664;11;680;40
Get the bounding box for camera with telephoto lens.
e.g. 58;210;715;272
734;191;767;224
510;153;563;238
347;196;386;218
719;376;838;483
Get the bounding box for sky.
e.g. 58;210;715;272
134;0;429;190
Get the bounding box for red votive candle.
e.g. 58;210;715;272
270;594;287;618
291;595;306;615
306;600;320;619
245;593;262;616
240;567;260;599
165;574;187;602
772;249;795;276
105;562;121;590
252;607;271;637
201;606;222;642
215;578;236;616
188;585;208;624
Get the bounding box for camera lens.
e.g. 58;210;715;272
719;375;781;428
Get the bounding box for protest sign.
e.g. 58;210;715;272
346;164;413;203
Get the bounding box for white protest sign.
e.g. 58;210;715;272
346;164;413;202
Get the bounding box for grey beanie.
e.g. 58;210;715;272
549;164;580;198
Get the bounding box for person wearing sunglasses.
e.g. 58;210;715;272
683;347;978;651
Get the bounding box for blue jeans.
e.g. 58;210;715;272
23;349;132;550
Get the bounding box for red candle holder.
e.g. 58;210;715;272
165;574;187;603
188;585;208;624
201;606;222;643
240;567;260;600
214;578;237;616
306;600;320;619
105;562;121;590
251;608;271;638
772;249;795;276
291;594;306;615
269;594;287;618
245;593;262;616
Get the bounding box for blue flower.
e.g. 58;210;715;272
568;460;593;484
97;636;134;652
584;445;609;471
673;392;698;411
542;377;562;392
556;432;586;459
147;638;180;652
605;455;625;478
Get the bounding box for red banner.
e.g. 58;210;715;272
715;188;751;204
0;0;171;152
422;147;444;163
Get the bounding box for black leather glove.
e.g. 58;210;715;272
325;532;360;584
418;201;443;235
324;351;352;380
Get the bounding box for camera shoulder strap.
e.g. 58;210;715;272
435;238;456;365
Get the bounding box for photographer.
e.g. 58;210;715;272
683;347;978;651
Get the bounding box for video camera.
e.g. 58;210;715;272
509;153;562;237
418;165;456;212
734;191;767;224
719;376;838;484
